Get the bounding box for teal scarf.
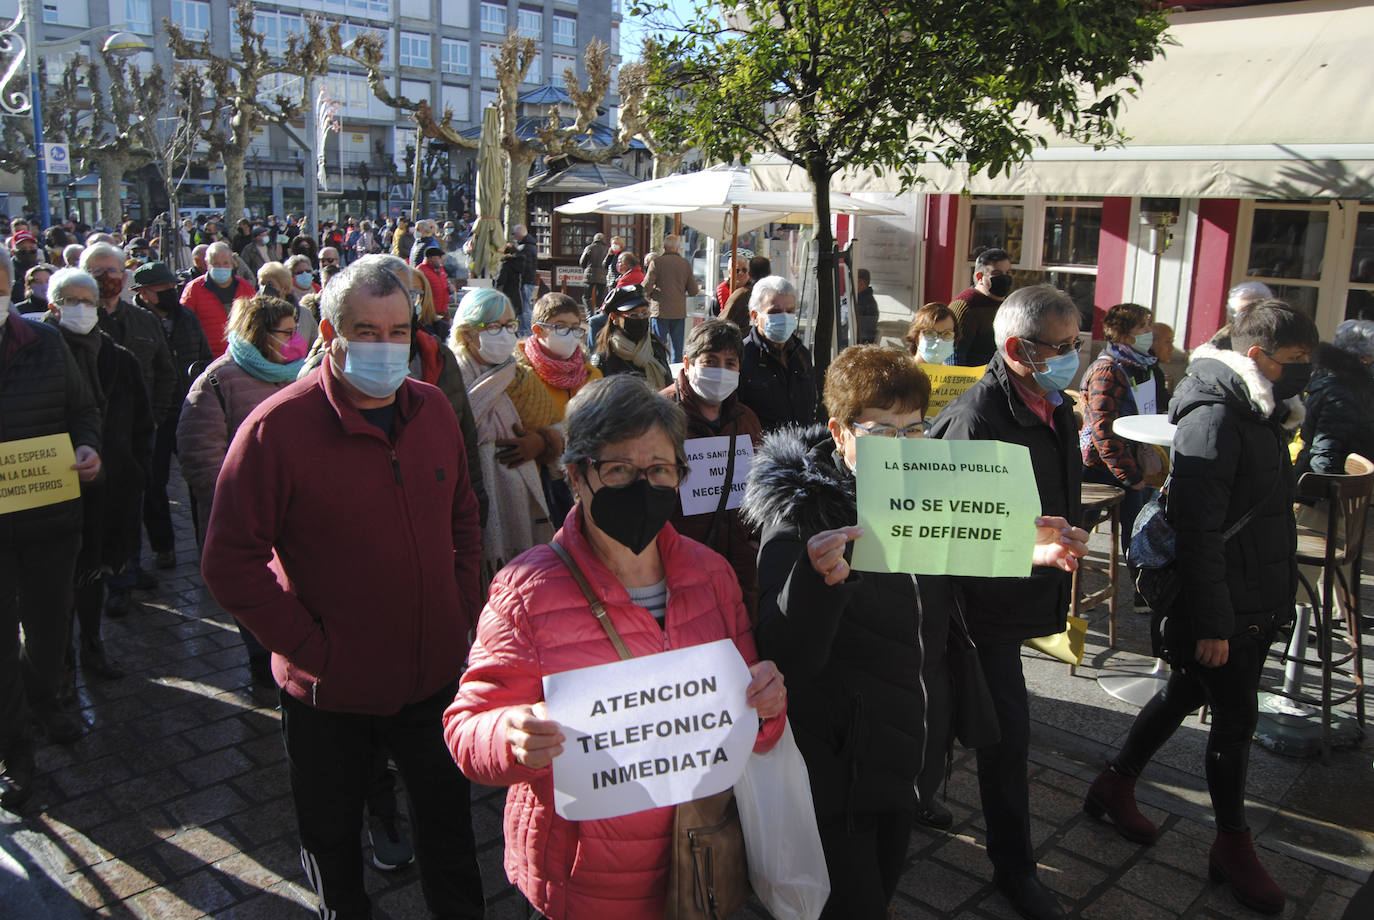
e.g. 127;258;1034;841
228;332;306;383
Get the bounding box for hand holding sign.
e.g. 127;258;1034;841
745;660;787;719
1033;516;1091;572
505;702;566;769
72;445;101;483
807;525;864;585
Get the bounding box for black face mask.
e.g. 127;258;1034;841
14;250;38;270
155;289;179;314
621;316;650;342
587;478;679;555
1269;359;1312;402
987;274;1013;298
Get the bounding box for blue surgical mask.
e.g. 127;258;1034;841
1026;346;1081;392
295;272;314;289
762;312;798;344
1131;332;1154;354
340;340;411;398
209;266;233;285
919;335;954;365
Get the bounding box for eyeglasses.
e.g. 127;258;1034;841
268;326;297;339
535;321;586;338
618;308;651;319
321;257;339;265
586;458;690;489
88;266;122;278
52;297;96;309
1021;335;1083;357
477;321;520;336
850;421;925;439
921;330;956;342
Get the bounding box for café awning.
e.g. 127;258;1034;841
752;0;1374;200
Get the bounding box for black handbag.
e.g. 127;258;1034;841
947;597;1001;750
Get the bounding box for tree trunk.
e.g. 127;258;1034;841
223;148;247;227
648;153;682;256
504;150;534;234
95;151;129;227
809;158;837;376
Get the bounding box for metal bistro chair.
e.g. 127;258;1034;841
1270;453;1373;762
1073;482;1126;655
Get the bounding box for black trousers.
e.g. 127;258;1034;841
1113;626;1273;832
280;681;484;919
0;534;81;751
142;411;180;554
818;810;916;919
975;640;1035;878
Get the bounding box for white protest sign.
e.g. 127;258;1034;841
543;638;758;821
678;435;753;517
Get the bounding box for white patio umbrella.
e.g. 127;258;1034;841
469;106;506;278
556;163;901;288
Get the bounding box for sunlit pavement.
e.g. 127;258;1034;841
2;462;1370;918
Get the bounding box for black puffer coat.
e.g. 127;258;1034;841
0;311;101;547
1295;342;1374;477
1168;345;1297;640
738;325;819;434
744;425;951;821
929;354;1080;643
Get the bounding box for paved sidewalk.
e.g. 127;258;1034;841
2;466;1371;918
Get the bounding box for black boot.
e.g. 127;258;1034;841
994;872;1066;920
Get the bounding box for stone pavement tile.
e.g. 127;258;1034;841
174;747;256;787
884;893;943;919
212;841;298;898
228;764;292;805
180;714;261;753
1059;820;1151;868
1026;776;1087;824
124;867;238;920
225;797;301;848
1080;885;1180;920
77;807;180;861
165;783;250;829
927;832;990;877
1037;846;1109;901
152;824;243;876
104;769;192;813
898;856;985;913
1143;829;1212;877
127;704;206;742
237;733;289;768
48;789;122;828
118;734;198;774
1116;857;1208;914
1308;890;1354;919
375;878;430;918
976;889;1029;919
60;855;165;910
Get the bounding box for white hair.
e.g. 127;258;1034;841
320;253;410;329
1333;319;1374;361
62;243;83;266
206;240;232;261
749;275;797;312
78;241;125;270
662;234;680;252
992;284;1080;356
49;267;99;301
1227;281;1273;317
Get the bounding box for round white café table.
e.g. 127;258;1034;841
1098;414;1177;706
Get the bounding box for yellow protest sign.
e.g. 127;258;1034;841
0;433;80;515
923;364;985;419
851;437;1039;578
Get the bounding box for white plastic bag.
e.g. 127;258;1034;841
734;720;830;920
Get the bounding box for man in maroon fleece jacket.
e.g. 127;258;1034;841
202;255;484;919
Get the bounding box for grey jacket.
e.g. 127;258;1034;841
644;251;700;320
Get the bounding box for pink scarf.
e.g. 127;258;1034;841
522;336;588;391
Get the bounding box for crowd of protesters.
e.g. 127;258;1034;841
0;209;1347;920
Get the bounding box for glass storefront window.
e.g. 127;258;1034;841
967;202;1023;263
1351;212;1374;283
1043;206;1101;267
1246;208;1328;281
1264;283;1319;320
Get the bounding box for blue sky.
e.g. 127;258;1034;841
619;0;705;61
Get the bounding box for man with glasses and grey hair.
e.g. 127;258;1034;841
930;284;1083;920
202;254;485;920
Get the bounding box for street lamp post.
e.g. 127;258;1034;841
0;1;151;229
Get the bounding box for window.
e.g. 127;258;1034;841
518;8;542;38
171;1;210;42
1240;202;1331;321
610;24;619;56
552;14;576;46
480;89;498;111
253;12;282;55
46;42;92;84
338;23;391;67
480;42;501;79
441;39;469;75
42;3;58;25
525;53;542;85
440;85;470;123
399;31;431;68
558;214;602;259
481;2;507;34
964;196;1103;330
395;126;417;168
124;0;152;35
552;53;577;81
400;79;431;107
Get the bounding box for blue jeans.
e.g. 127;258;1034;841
651;317;685;364
588;310;609;350
520;283;537;337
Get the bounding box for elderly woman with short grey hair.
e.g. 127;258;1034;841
1296;318;1374;477
740;274;818;432
43;266;155;685
444;372;787;919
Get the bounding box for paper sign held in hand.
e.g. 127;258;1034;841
678;435;753;517
0;434;80;516
923;364;985;420
851;437;1039;578
542;639;758;821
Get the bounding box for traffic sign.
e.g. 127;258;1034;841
44;143;71;176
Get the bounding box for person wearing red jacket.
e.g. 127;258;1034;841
417;243;451;317
180;240;254;356
444;373;787;920
202;255;484;920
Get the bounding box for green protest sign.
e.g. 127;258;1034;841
851;438;1038;577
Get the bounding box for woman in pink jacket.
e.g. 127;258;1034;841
445;373;788;919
